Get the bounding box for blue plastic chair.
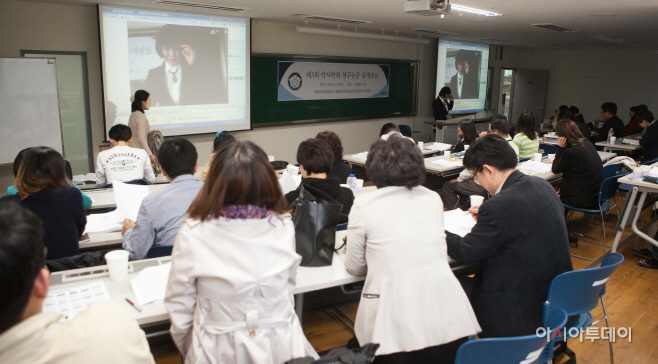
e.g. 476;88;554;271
564;172;629;260
398;124;412;137
454;309;568;364
540;143;558;155
603;163;623;179
542;253;624;364
145;245;173;259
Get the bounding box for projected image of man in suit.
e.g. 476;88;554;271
448;50;480;100
143;24;228;107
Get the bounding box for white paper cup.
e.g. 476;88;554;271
641;165;651;176
286;165;299;176
633;167;642;180
356;179;364;193
464;145;469;151
444;151;451;160
268;155;275;162
534;153;543;162
105;250;129;282
470;195;484;208
418;141;424;150
609;136;616;145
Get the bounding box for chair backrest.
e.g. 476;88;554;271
145;245;173;259
539;143;558;155
543;253;624;321
599;172;629;203
398;124;412;137
455;310;568;364
603;163;623;179
336;223;348;231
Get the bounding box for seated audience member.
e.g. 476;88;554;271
444;116;520;210
315;130;353;184
552;120;604;205
198;130;235;182
446;135;573;337
0;202;155;364
7;148;92;210
454;120;478;153
566;106;591;140
569;105;586;125
0;147;86;260
345;134;480;363
635;111;658;162
592;102;625;142
95;124;155;187
285;139;354;223
625;106;642;135
165;140;318;363
379;123;400;137
122;138;203;260
513;111;540;160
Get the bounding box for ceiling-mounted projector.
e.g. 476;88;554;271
404;0;452;16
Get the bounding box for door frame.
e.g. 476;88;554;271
20;50;94;172
499;68;516;120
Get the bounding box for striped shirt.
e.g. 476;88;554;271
513;132;540;160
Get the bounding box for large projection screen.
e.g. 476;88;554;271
436;40;489;115
99;5;250;137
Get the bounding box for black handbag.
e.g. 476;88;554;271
285;343;380;364
289;183;343;267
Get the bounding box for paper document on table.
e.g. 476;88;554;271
72;173;97;184
84;210;125;234
130;262;172;306
622;138;640;145
352;152;368;161
113;182;149;221
278;171;302;195
443;209;476;237
518;161;552;174
432;159;463;167
426;143;452;151
42;281;111;322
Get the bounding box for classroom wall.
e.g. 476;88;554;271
0;1;436;191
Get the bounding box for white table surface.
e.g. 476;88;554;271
86;184;169;209
611;173;658;253
79;174;169;190
424;155;465;176
343;143;448;166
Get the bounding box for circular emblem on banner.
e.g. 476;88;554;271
288;73;302;91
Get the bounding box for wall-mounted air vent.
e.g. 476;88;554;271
412;28;459;36
291;14;372;24
531;23;577;32
153;1;250;12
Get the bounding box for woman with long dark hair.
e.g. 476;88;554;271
0;147;86;259
454;120;477;153
128;90;157;165
165;140;317;363
513;111;540;160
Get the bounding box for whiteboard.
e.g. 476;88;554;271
0;58;63;165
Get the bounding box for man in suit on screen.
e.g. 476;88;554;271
448;50;480;100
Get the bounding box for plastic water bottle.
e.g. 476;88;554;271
346;174;357;191
607;128;614;144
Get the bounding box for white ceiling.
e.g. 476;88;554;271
25;0;658;48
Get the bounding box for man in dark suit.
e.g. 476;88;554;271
591;102;625;142
145;24;227;107
636;111;658;162
432;86;454;121
448;50;479;100
446;134;573;338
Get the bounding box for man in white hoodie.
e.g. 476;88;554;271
442;115;518;210
96;124;155;187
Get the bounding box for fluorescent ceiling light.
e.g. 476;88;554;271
451;4;502;17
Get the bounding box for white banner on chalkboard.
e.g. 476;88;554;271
277;62;389;101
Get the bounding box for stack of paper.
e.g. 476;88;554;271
130;263;172;306
84;210;125;234
544;134;558;139
71;173;96;185
443;209;476;237
42;281;111;322
278;171;302;195
518;161;552;174
352;152;369;161
426;143;452;151
622;138;640;145
432;159;463;167
114;183;150;221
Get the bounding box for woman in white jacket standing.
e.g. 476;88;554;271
165;140;318;364
345;134;481;363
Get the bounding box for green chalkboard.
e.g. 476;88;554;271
251;54;418;127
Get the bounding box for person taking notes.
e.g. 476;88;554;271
122;138;203;261
0;202;154;364
95;124;155;187
445;135;573;338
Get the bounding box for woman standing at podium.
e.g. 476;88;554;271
128;90;157;165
